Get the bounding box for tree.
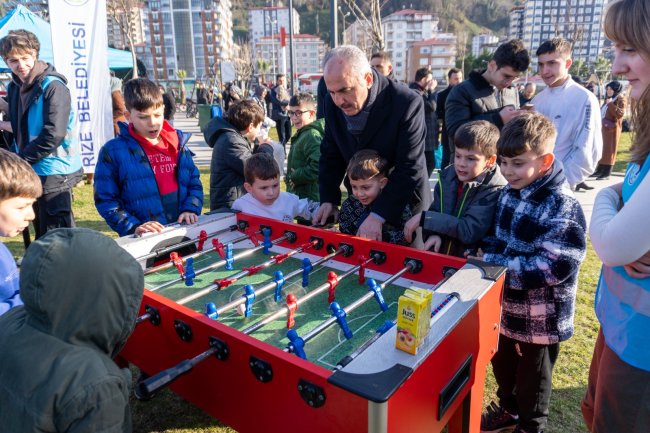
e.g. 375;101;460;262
176;69;187;103
106;0;140;79
234;41;254;93
456;29;469;75
592;56;611;83
570;58;589;80
256;58;270;85
340;0;387;51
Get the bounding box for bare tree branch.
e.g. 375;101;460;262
233;41;254;90
341;0;385;51
107;0;140;78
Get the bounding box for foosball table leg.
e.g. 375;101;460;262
447;380;485;433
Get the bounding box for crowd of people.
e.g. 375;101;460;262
0;0;648;431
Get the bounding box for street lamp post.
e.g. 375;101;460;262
338;6;350;45
267;16;277;77
330;0;337;48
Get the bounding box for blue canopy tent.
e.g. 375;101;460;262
0;5;134;72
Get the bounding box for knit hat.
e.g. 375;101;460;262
607;80;623;97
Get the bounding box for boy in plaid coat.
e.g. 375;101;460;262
477;112;587;433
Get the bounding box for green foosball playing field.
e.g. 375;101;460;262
144;246;408;369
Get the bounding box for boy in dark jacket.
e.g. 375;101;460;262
0;228;144;432
0;30;83;239
94;78;203;236
339;149;411;245
477;112;587;433
403;120;507;257
204;99;273;210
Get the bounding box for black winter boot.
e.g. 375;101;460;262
589;165;603;178
597;165;613;180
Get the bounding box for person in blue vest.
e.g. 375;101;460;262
581;1;650;432
0;29;83;239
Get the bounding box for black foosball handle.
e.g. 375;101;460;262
135;359;194;399
135;346;218;400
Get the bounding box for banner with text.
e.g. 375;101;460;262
49;0;113;174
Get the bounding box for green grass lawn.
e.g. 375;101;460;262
2;133;634;433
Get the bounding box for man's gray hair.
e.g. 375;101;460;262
322;45;372;78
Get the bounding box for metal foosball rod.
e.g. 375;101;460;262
210;247;346;317
134;246;351;398
148;232;290;293
176;238;317;305
144;227;253;275
241;254;381;336
136;225;238;264
333;271;459;370
285;260;418;356
213;239;319;290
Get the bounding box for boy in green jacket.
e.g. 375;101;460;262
285;93;323;204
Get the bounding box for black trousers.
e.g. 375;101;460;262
492;334;560;433
33;189;75;239
276;116;292;146
424;149;435;178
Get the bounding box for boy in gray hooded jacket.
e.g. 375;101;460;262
0;228;144;432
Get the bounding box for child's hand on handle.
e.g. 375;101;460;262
403;213;422;243
178;212;198;225
135;221;165;235
423;235;442;252
312;203;339;226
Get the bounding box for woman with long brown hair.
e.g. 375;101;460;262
581;0;650;432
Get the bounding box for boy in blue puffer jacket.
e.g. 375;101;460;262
94;78;203;236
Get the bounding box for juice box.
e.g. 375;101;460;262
395;287;432;355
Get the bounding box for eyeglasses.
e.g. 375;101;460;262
287;110;311;117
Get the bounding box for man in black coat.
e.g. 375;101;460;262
436;67;463;168
409;67;438;177
313;46;430;242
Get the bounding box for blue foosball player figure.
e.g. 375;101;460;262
184;258;196;286
301;258;312;287
273;271;285;302
205;302;218;320
225;243;234;270
330;302;352;339
287;329;306;359
367;278;388;312
243;284;255;317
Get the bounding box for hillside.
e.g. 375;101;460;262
231;0;518;43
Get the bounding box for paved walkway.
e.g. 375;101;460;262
173;112;212;166
174;111;622;228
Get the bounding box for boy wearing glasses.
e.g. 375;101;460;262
285;93;323;206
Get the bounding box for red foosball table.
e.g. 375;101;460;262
116;212;505;433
